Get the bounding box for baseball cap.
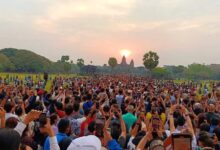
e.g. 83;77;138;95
67;135;101;150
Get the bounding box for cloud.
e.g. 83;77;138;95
33;0;136;33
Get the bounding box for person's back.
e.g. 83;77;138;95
122;105;137;132
83;94;93;110
44;119;70;150
116;90;124;108
72;102;83;119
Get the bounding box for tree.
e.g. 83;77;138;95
61;55;69;63
143;51;159;71
165;65;187;79
0;48;51;72
108;57;118;69
77;58;85;68
152;67;170;79
186;63;213;79
63;62;71;73
0;53;15;71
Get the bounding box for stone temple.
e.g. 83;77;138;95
118;56;134;68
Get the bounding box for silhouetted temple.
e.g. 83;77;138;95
118;56;134;68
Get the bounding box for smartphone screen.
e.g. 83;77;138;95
172;134;192;150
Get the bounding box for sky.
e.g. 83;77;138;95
0;0;220;67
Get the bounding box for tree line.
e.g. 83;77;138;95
0;48;219;80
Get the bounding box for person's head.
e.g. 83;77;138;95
87;94;92;101
55;102;63;110
50;114;58;125
5;117;18;129
58;119;71;134
65;104;73;116
73;102;80;112
208;104;215;112
67;135;101;150
4;101;13;113
213;127;220;141
103;105;110;113
119;89;123;95
88;121;96;134
211;117;220;126
176;116;185;127
0;128;21;150
15;106;23;117
126;105;134;113
197;113;207;127
149;139;164;150
64;97;70;105
193;107;203;116
83;108;91;117
200;123;210;132
111;122;121;140
198;131;215;148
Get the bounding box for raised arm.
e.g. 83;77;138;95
118;110;126;138
40;119;60;150
169;105;176;133
136;132;152;150
0;107;6;128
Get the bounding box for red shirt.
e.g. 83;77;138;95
56;110;65;118
80;117;93;136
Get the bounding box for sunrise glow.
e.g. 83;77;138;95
120;49;131;57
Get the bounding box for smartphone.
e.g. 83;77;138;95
39;113;47;127
172;133;192;150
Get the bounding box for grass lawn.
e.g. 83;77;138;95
0;73;80;91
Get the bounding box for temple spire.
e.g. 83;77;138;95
121;55;127;66
130;59;134;67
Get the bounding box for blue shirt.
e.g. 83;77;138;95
108;139;122;150
44;133;67;150
116;95;124;107
83;100;93;110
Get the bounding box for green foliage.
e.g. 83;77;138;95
77;58;85;68
61;55;69;63
108;57;118;69
0;48;79;74
0;53;15;71
186;63;213;79
0;48;51;72
63;62;71;73
1;48;220;80
152;67;170;79
143;51;159;71
208;64;220;80
165;65;187;79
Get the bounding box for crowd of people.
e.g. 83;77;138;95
0;75;220;150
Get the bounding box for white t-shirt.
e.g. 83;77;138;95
5;113;18;120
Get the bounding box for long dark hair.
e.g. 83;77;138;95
0;128;21;150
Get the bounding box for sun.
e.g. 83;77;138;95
120;49;131;57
